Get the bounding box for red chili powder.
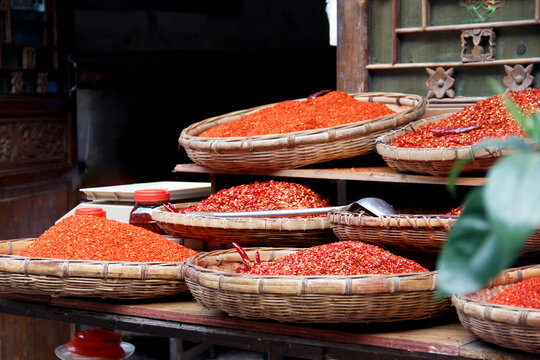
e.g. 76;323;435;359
487;276;540;309
182;180;329;213
200;91;396;137
391;88;540;148
19;215;197;262
241;241;429;276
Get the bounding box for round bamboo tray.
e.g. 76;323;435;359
179;92;427;171
153;205;337;247
375;114;514;176
184;247;452;323
452;265;540;354
0;238;190;299
328;210;540;256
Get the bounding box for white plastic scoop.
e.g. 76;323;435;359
186;197;397;218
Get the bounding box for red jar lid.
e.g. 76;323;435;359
134;189;170;202
75;207;106;217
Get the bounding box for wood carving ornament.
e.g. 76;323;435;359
426;67;455;99
503;64;534;92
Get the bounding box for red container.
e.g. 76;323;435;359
75;207;107;218
129;189;170;234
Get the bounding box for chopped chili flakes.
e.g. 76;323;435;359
487;276;540;309
182;180;329;213
391;88;540;148
240;241;429;276
19;215;197;262
200;91;396;137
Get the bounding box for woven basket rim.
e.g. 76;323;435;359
184;247;439;295
152;206;331;231
451;265;540;326
179;92;427;152
0;239;187;280
328;210;456;229
375;114;516;161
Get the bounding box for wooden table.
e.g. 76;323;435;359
0;292;535;360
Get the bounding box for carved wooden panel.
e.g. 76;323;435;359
426;67;456;99
0;118;66;166
461;28;496;63
503;64;535;91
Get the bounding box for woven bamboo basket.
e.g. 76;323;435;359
153;205;337;247
0;238;190;299
328;210;540;256
184;247;452;323
375;114;515;176
452;265;540;354
179;92;427;171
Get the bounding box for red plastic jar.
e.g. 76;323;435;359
75;207;107;218
65;328;125;358
129;189;169;234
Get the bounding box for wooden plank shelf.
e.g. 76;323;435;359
366;57;540;71
0;293;536;360
174;163;486;187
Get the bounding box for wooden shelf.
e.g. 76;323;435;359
174;163;485;187
395;19;540;34
367;57;540;71
0;293;534;360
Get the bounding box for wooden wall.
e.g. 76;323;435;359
0;96;78;359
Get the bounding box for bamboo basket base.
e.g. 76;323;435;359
157;222;336;247
452;265;540;354
0;272;188;299
186;278;451;323
382;157;494;176
456;312;539;354
184;247;452;323
0;239;191;299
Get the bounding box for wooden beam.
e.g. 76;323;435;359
396;19;540;33
392;0;400;65
367;57;540;70
337;0;369;92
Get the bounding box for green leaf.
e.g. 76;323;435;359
484;152;540;248
437;187;505;296
446;137;531;196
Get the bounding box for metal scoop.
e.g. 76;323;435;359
186;197;397;218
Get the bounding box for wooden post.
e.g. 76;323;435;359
337;0;369;92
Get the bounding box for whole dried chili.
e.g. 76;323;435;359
391;88;540;148
239;241;428;276
431;125;481;136
19;215;197;262
181;180;329;214
200;91;396;137
232;242;253;271
487;276;540;309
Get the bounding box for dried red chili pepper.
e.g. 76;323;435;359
392;88;540;148
487;276;540;309
163;202;179;213
19;215;197;262
307;89;332;99
200;91;396;137
240;241;428;276
181;180;329;215
431;125;481;136
254;251;261;266
232;242;252;271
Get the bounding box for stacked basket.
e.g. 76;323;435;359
169;91;460;324
375;114;510;176
0;239;188;299
179;92;427;171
